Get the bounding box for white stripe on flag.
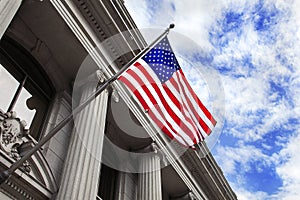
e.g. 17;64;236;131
131;60;200;140
174;72;215;131
164;79;207;139
122;68;195;145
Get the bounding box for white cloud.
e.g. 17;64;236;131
214;133;300;199
231;184;269;200
124;0;149;28
125;0;300;199
209;0;299;141
0;65;19;111
125;0;224;49
275;132;300;199
215;143;271;176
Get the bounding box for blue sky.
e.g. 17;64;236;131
125;0;300;199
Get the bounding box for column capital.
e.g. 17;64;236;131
73;69;106;89
137;142;167;167
137;142;158;153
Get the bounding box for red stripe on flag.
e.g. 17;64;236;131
179;70;217;126
117;36;218;148
135;62;182;110
126;67;198;144
133;62;199;144
148;107;190;147
162;84;200;139
119;72;190;146
118;76;149;111
169;73;211;136
173;72;212;135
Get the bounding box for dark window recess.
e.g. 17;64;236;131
97;164;118;200
0;35;54;140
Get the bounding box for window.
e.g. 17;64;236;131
0;65;36;126
0;36;54;140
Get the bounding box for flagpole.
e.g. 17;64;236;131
0;24;175;185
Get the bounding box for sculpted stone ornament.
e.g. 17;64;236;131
96;69;106;83
0;110;31;173
188;192;197;200
111;86;120;103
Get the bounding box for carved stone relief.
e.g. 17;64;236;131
0;110;31;173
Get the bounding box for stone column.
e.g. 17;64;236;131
115;171;138;200
56;71;108;200
137;143;163;200
0;0;22;39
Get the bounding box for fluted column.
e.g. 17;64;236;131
0;0;22;39
115;171;137;200
137;143;163;200
56;72;108;200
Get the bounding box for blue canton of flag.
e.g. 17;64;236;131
118;36;216;148
142;38;180;83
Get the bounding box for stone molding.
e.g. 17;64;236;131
4;180;35;200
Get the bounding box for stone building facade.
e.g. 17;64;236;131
0;0;237;199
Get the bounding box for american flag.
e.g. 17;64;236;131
118;36;216;147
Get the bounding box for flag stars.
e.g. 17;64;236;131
142;37;181;83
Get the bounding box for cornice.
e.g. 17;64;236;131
180;149;225;200
71;0;144;68
0;149;55;199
